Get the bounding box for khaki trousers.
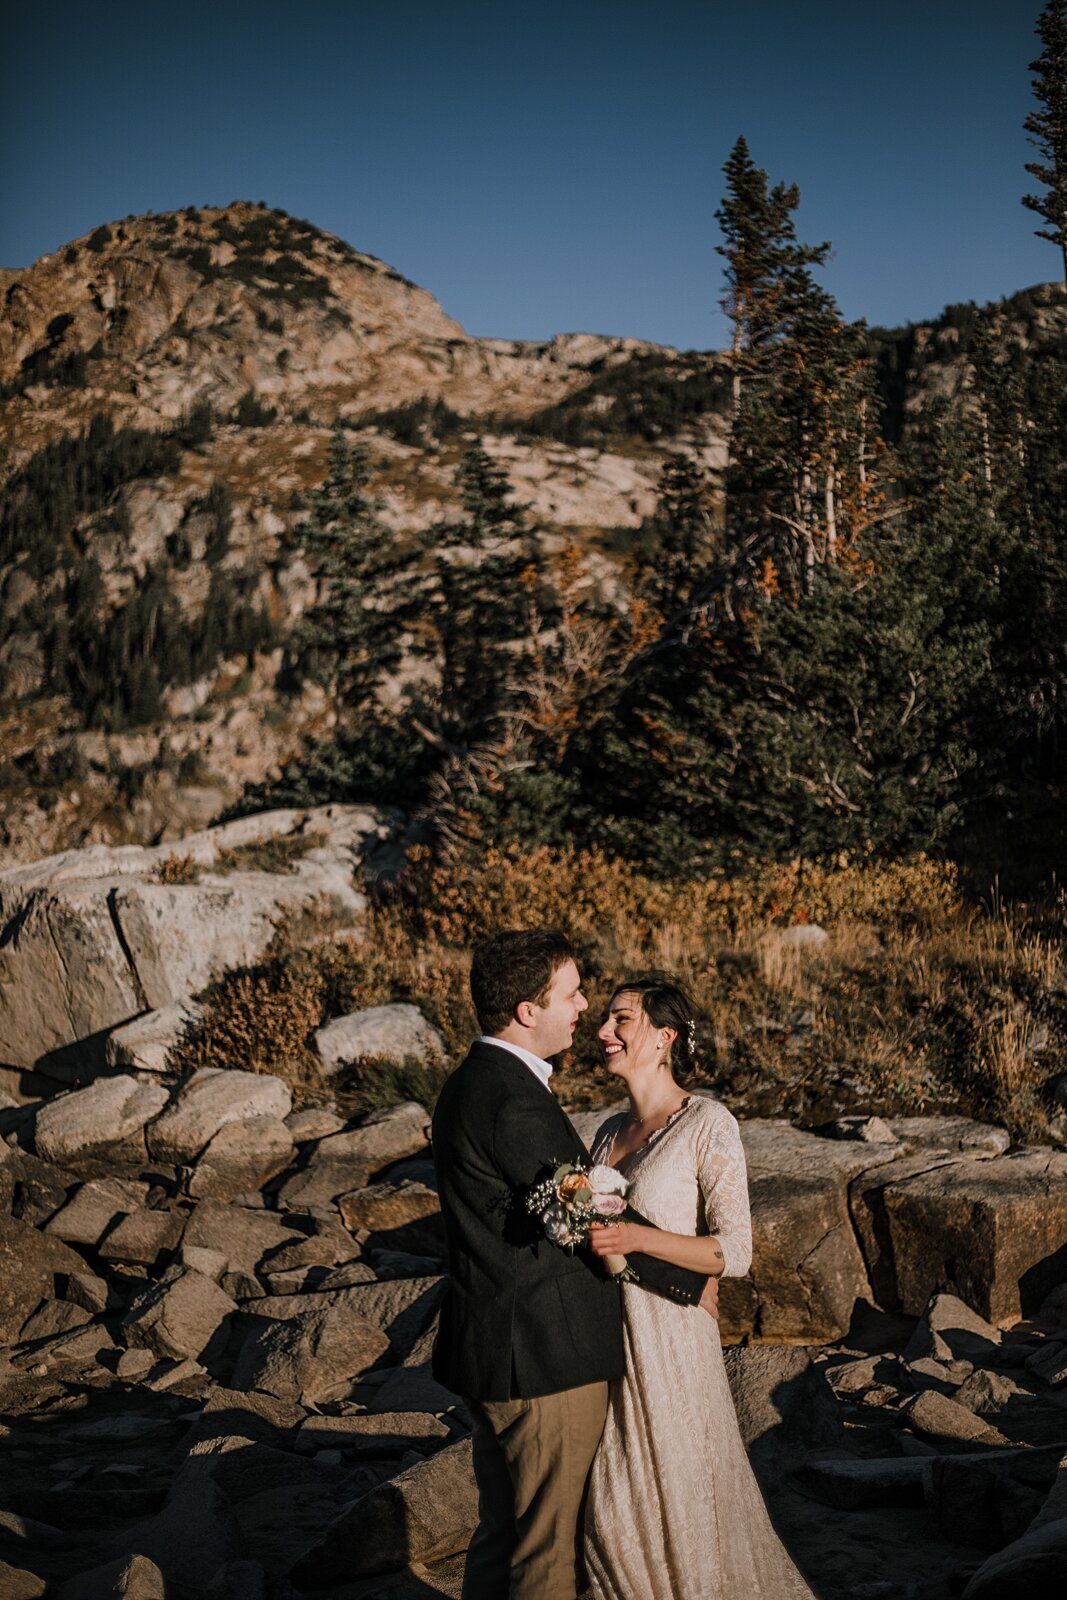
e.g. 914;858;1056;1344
461;1380;609;1600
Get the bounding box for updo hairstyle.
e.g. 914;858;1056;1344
613;971;700;1081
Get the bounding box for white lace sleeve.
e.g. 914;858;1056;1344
696;1101;752;1278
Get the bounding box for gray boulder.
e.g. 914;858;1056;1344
98;1207;185;1267
0;1214;87;1343
882;1149;1067;1322
0;806;391;1071
230;1303;390;1402
717;1120;902;1342
33;1077;169;1165
312;1004;444;1072
277;1101;431;1212
43;1176;151;1247
290;1436;477;1583
105;1004;203;1075
253;1275;446;1361
147;1069;291;1165
186;1116;296;1201
902;1292;1002;1364
57;1554;165;1600
123;1265;237;1362
182;1201;310;1280
0;1562;47;1599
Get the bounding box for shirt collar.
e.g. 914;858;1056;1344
476;1034;554;1089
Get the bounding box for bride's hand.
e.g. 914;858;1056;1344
698;1277;720;1320
588;1221;644;1257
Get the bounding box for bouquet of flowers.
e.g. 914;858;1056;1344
526;1160;636;1280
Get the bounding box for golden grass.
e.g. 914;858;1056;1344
173;848;1067;1137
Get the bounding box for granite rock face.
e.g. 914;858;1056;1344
0;807;391;1072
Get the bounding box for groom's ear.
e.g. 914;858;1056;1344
515;999;537;1028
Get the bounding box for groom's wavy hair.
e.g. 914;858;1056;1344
613;972;700;1081
470;928;577;1034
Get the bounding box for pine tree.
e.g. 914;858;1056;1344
423;442;539;746
1024;0;1067;282
296;424;414;722
637;453;716;621
717;142;889;600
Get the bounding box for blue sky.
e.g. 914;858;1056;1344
0;1;1055;350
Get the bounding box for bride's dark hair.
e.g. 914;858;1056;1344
613;972;700;1081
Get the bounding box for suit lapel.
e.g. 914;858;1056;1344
464;1039;590;1158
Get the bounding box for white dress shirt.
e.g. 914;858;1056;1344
476;1034;554;1090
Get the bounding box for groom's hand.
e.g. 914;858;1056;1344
698;1277;720;1320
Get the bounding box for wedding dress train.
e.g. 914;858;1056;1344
584;1096;816;1600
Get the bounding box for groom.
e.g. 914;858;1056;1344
432;928;709;1600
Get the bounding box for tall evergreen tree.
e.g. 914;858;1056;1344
717;142;889;600
637;452;716;621
1024;0;1067;282
423;442;539;746
296;424;413;722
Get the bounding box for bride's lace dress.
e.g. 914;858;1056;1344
584;1096;815;1600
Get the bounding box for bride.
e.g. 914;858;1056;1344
584;973;815;1600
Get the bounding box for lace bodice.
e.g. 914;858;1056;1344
593;1094;752;1278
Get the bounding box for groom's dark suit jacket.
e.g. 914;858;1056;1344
431;1038;707;1401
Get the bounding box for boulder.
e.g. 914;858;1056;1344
64;1271;111;1314
902;1293;1002;1365
961;1453;1067;1598
43;1176;151;1247
290;1436;477;1584
276;1101;431;1212
718;1120;901;1343
230;1304;390;1402
123;1265;237;1362
0;876;143;1071
0;1148;77;1227
204;1561;298;1600
1026;1335;1067;1387
19;1299;92;1342
284;1107;343;1143
881;1149;1067;1323
847;1150;968;1310
0;807;390;1070
925;1447;1063;1554
101;1447;240;1590
771;923;829;951
0;1562;47;1599
0;1214;88;1342
182;1201;311;1280
256;1215;354;1275
312;1004;444;1072
33;1077;169;1165
888;1117;1011;1156
98;1207;185;1266
147;1069;291;1165
17;1322;115;1373
793;1456;928;1511
901;1389;1012;1453
295;1410;452;1455
57;1554;165;1600
105;1004;203;1075
252;1276;446;1360
186;1116;296;1200
338;1179;443;1254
